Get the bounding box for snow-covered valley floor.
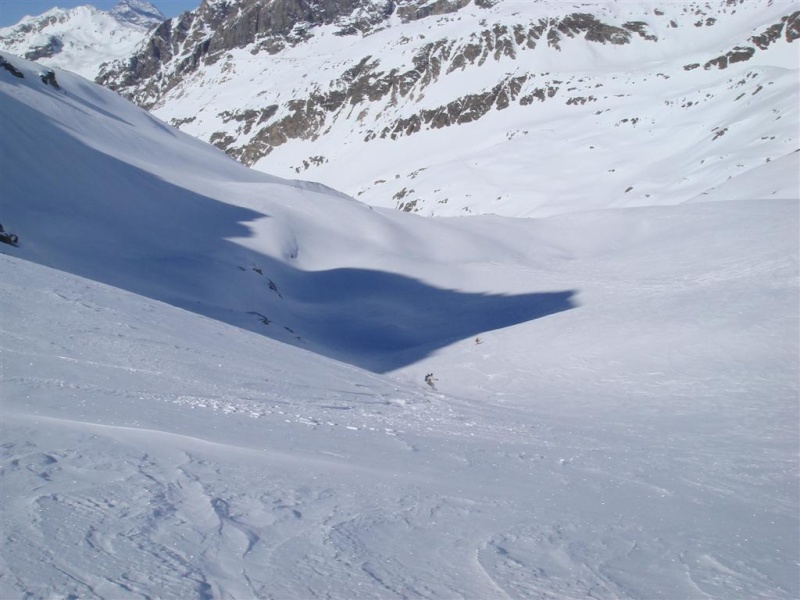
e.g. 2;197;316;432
1;50;798;599
3;251;797;599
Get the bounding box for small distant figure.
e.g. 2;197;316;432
0;223;19;246
475;337;483;345
424;373;437;390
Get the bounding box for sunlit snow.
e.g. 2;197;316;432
1;43;798;600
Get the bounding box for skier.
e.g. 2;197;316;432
0;223;19;246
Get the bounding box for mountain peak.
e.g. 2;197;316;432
0;1;165;79
110;0;166;27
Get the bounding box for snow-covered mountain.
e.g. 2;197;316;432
0;0;165;79
92;0;799;216
1;49;799;598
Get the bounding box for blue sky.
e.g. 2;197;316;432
0;0;199;27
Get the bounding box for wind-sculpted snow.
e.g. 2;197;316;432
1;51;798;599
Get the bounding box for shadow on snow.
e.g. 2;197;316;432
282;268;575;372
2;90;577;373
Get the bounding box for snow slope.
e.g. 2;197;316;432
0;0;164;79
0;50;580;373
1;52;798;598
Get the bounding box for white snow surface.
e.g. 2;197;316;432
1;51;799;599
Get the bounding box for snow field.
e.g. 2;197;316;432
2;254;797;598
1;41;798;599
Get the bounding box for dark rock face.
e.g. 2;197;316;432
396;0;470;23
98;8;221;105
622;21;658;42
751;22;786;50
0;56;25;78
0;55;60;89
750;11;800;49
24;36;64;61
704;45;756;69
553;13;631;47
375;73;528;142
784;10;800;42
684;10;799;72
39;69;60;88
9;15;59;36
98;0;398;107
